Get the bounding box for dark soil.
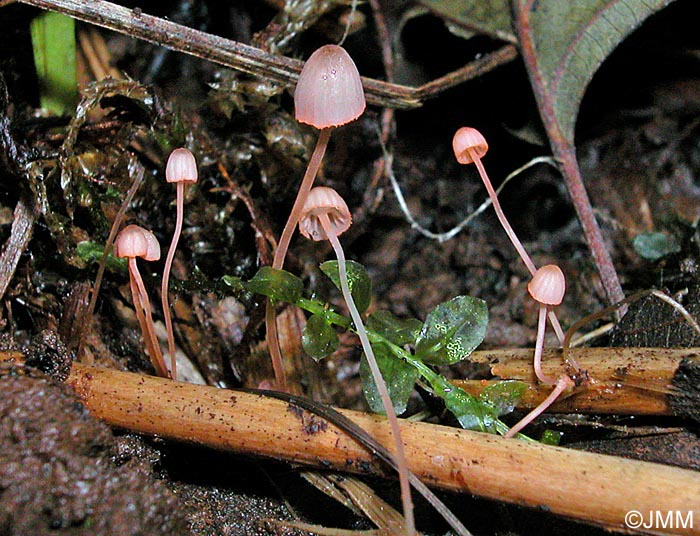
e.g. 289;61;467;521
0;362;188;535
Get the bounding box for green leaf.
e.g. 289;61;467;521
302;314;339;361
442;385;496;432
367;310;422;347
415;295;488;365
513;0;675;143
222;275;245;293
320;260;372;314
75;241;125;271
633;232;680;261
244;267;303;303
419;0;516;43
360;343;420;415
479;381;527;416
30;12;77;115
540;429;563;446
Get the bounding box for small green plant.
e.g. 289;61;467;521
226;263;529;437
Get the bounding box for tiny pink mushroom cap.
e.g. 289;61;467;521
114;224;161;261
294;44;366;129
165;148;198;184
299;186;352;241
528;264;566;306
452;127;488;165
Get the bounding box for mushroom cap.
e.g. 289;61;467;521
528;264;566;306
452;127;488;165
165;148;198;184
294;45;366;129
114;224;161;261
298;186;352;241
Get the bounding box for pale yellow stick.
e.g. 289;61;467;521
21;358;698;535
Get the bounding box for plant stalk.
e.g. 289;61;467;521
8;357;698;535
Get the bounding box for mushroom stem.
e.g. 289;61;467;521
468;147;567;346
266;127;332;392
319;213;415;536
504;374;574;438
128;258;168;378
549;310;565;345
468;148;536;275
272;128;332;271
533;306;556;385
162;180;185;381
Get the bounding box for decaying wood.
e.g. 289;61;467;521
458;347;699;416
4;355;699;535
14;0;518;110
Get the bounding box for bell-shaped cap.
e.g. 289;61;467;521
528;264;566;306
294;45;366;129
452;127;488;165
299;186;352;241
115;224;161;261
166;148;198;184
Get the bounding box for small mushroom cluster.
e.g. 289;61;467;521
265;44;367;393
452;126;576;438
261;46;417;535
113;147;198;380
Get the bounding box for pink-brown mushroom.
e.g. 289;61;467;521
115;224;169;378
266;44;366;392
505;264;574;438
528;264;566;385
161;147;198;382
299;186;414;535
452;126;567;344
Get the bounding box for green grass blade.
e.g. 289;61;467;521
30;11;77;114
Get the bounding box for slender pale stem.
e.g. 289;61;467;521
84;161;144;357
469;149;536;275
468;149;567;348
549;310;565;345
162;181;185;381
129;259;168;378
505;374;573;438
273;128;332;270
533;306;556;385
264;303;288;392
320;214;415;536
266;127;332;391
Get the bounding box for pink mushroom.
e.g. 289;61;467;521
299;186;415;536
528;264;566;385
505;265;575;438
266;44;366;391
452;126;567;344
161;147;198;382
115;224;169;378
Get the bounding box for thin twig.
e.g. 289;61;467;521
351;0;395;230
78;30;108;81
81;157;145;361
14;0;517;110
387;151;558;243
337;0;358;46
0;201;37;302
